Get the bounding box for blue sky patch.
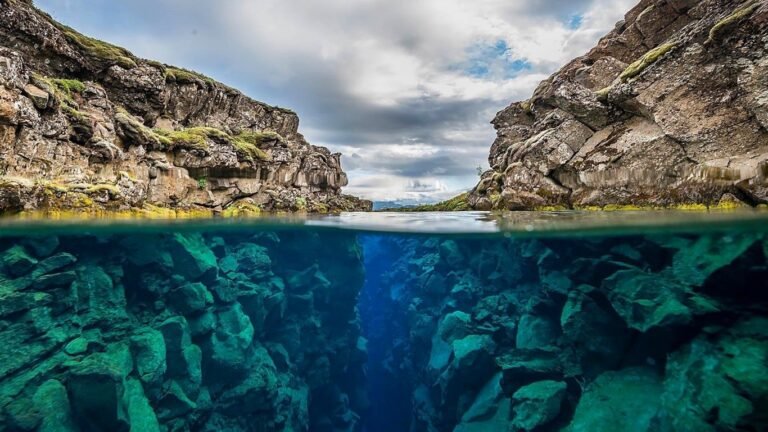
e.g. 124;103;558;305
458;40;531;79
567;14;584;29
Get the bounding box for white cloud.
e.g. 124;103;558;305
37;0;637;202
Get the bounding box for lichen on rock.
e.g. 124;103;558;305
469;0;768;210
0;1;370;214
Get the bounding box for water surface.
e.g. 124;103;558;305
0;210;766;431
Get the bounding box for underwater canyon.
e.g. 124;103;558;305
0;218;766;431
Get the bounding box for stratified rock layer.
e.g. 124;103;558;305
0;0;370;214
469;0;768;210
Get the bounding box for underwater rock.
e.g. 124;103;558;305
159;317;203;394
437;311;472;343
33;379;77;432
669;234;759;286
515;312;560;349
67;343;134;430
509;380;567;431
657;318;768;431
205;302;255;377
169;234;218;281
130;328;167;385
0;230;368;431
454;373;512;432
169;281;213;314
603;268;692;331
566;367;662;432
560;287;629;375
123;378;161;432
1;245;37;277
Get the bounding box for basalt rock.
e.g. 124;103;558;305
469;0;768;210
0;230;368;431
0;0;370;214
362;230;768;431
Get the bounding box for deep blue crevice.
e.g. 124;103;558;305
358;235;413;432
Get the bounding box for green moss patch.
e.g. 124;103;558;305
30;74;87;109
165;67;215;85
57;24;137;69
706;0;760;44
116;107;275;160
619;42;676;82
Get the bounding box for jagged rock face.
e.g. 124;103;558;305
0;230;368;431
365;232;768;431
0;0;370;213
470;0;768;210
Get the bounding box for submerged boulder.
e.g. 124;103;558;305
566;367;662;432
510;380;567;431
168;234;218;281
454;373;512;432
602;269;692;332
33;379;77;432
657;318;768;431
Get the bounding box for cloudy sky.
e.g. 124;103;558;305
37;0;635;203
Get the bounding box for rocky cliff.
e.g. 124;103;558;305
0;0;370;215
469;0;768;210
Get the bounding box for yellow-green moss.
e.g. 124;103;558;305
165;67;215;85
707;0;761;44
235;131;282;146
56;24;137;69
119;171;138;182
619;43;677;82
594;86;612;101
30;74;87;109
232;140;269;161
83;184;121;195
116;108;275;160
221;202;262;217
50;79;86;97
574;202;751;211
520;100;533;114
61;105;90;123
295;197;307;211
154;128;212;151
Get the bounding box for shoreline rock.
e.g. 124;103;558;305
469;0;768;211
0;0;371;214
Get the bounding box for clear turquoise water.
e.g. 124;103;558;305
0;210;767;431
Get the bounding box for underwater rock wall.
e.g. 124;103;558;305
0;230;368;431
370;232;768;431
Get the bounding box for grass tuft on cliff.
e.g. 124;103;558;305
54;23;137;69
382;193;471;212
164;67;215;86
619;42;676;82
706;0;761;44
